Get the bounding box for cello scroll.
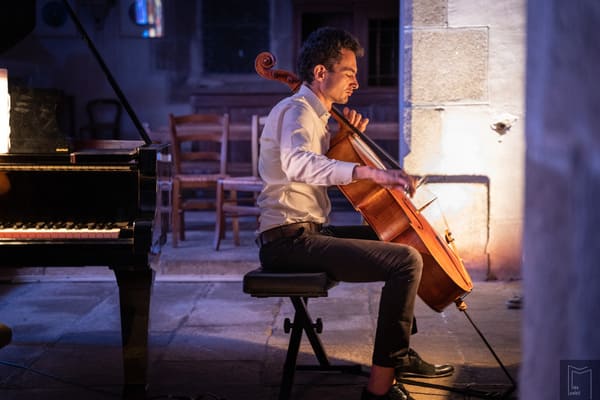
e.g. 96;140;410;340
254;52;302;93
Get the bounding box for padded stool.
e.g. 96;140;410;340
243;268;367;400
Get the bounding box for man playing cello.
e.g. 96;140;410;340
255;27;454;399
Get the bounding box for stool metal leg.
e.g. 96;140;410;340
292;297;330;366
278;297;306;400
278;297;366;400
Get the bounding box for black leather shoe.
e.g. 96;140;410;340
361;383;415;400
395;348;454;379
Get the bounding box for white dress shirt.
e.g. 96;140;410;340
257;85;357;233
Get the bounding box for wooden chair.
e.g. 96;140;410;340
213;115;266;250
169;113;230;247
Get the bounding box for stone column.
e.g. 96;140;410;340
522;0;600;398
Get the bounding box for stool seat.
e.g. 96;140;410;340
243;268;337;297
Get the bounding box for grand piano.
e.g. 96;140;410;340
1;1;165;398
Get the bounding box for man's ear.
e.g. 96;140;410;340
313;65;327;81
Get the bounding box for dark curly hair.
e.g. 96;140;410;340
297;27;363;83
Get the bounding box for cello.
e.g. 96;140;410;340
255;52;472;313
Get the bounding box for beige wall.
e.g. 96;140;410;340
402;0;526;280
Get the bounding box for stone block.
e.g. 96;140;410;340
410;28;488;104
403;107;444;167
412;0;448;26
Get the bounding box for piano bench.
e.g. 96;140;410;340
0;322;12;349
243;268;366;400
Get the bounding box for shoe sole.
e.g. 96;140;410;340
398;371;455;379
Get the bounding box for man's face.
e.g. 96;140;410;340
321;48;359;105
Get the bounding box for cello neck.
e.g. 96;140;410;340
330;106;401;170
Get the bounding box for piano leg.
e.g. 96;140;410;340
112;267;155;400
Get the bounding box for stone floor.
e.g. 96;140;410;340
0;212;521;399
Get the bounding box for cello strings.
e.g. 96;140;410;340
349;131;458;254
349;133;387;170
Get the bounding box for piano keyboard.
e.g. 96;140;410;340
0;222;124;240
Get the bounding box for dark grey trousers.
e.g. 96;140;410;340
258;224;423;368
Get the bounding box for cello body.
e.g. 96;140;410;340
327;131;473;312
255;52;473;312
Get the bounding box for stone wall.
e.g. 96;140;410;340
402;0;526;280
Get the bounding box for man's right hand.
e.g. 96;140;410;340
353;166;416;197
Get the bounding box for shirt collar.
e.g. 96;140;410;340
298;84;331;124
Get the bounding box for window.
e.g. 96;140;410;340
202;0;270;74
301;12;353;42
296;1;399;88
368;18;399;86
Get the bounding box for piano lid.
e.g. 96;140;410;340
60;0;152;145
0;1;153;147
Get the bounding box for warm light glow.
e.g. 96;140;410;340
0;68;10;153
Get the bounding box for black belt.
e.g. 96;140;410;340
257;222;322;247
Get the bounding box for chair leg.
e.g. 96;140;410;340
214;181;225;250
179;211;186;241
229;190;241;246
232;215;240;246
172;179;180;247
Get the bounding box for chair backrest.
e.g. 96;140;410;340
251;115;267;178
86;98;122;139
168;113;230;176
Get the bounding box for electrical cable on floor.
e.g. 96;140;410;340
0;359;120;397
